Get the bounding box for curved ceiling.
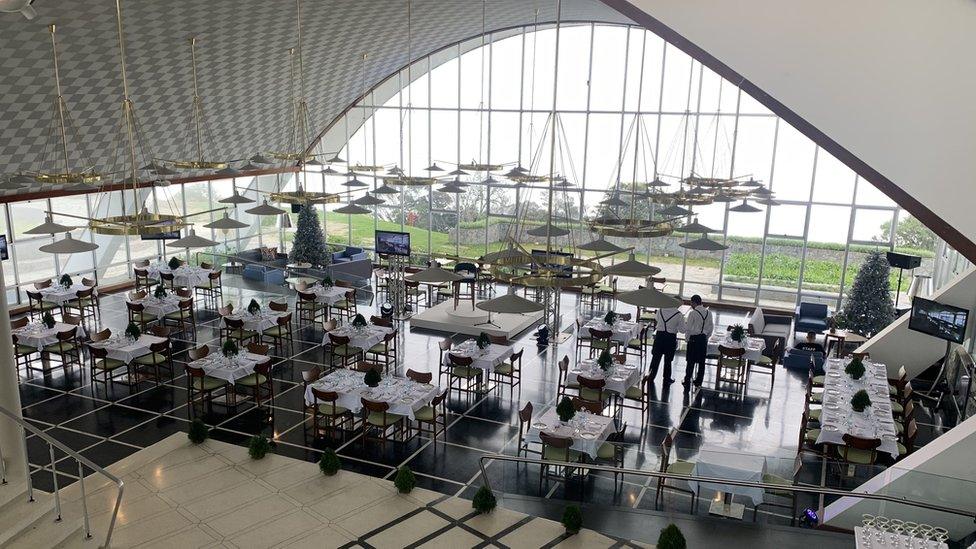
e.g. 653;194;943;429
0;0;629;190
602;0;976;261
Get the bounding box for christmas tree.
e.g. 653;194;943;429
837;251;895;337
289;204;329;267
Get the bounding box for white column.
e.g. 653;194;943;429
0;265;27;484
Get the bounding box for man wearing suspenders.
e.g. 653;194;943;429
683;295;713;389
650;301;685;384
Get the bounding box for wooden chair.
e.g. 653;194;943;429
126;301;153;331
236;358;274;408
164;298;196;339
493;348;522;391
268;300;288;312
619;374;651;426
11;317;38;378
159;271;176;290
42;326;81;373
452;279;475;310
539;432;582;492
310;387;353;441
625;324;651;365
200;262;214;270
571;396;604;415
329;289;357;323
66;287;99;331
579;283;600;310
656;428;697;511
747;340;781;383
585;328;615;358
577;375;608;412
194;270;223;308
516;402;541;457
437;338;452;384
405;369;432;384
223;316;258;347
132;338;174;384
717;345;747;386
26;290;58;322
557;355;579;399
133;267;159;292
88;344;131;391
262;312;294;354
836;434;881;469
754;454;802;525
412;388;448;442
447;353;480;400
405;280;426;310
34;279;53;290
361;398;406;449
369;315;392;328
185;362;229;417
593;424;628;484
366;329;397;374
897;418;918;458
327;333;361;369
296;290;325;326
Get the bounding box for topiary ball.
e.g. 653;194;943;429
319;448;341;476
187;419;209;444
394;466;417;494
472;485;496;514
562;505;582;534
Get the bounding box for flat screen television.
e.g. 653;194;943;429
375;230;410;256
531;249;573;278
0;234;7;260
141;231;181;241
908;297;969;344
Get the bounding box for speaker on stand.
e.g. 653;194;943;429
886;251;922;310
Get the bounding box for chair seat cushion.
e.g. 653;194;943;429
236;373;268;386
812;375;825;385
843;448;876;464
809;392;823;404
192;376;227;391
15;344;37;355
897;442;908;455
808;408;822;421
666;460;695;475
331;300;351;308
494;363;514;375
624;385;643;400
890;400;904;414
596;442;616;460
228;329;257;340
804;428;821;443
42;342;76;353
888;385;898;396
317;402;349;416
93;357;127;371
129;312;153;323
366;411;404;426
627;338;645;348
753;355;773;365
451;366;480;379
543;446;582;462
262;326;289;337
565;381;580;390
579;387;605;403
332;344;362;357
164;311;188;320
368;342;389;354
590;340;611;350
133;352;168;366
413;405;435;422
720;357;743;368
895;422;905;435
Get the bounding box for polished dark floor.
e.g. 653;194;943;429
14;275;946;527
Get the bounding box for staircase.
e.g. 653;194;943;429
0;479;87;548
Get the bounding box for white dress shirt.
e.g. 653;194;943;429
685;306;714;337
655;307;685;334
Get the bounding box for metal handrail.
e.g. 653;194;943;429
0;405;124;548
477;454;976;521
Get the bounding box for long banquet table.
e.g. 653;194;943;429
815;357;899;458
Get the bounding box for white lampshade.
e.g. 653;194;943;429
204;213;248;235
169;229;219;249
39;233;98;254
25;215;76;235
245;200;286;216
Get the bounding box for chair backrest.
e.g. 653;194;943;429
57;327;77;341
200;262;213;270
62;314;82;326
618;312;632;322
82;277;96;288
842;434;881;451
134;268;150;278
406;369;432;384
301;367;321;384
438;338;452;352
454;262;477;273
269;300;288;312
184;364;206;378
178;298;194;312
276;312;293;326
176;288;193;298
902;400;915;420
126;301;145;313
903;418;918;451
718;345;746;358
129;290;147;301
799;302;828;317
510;349;524;364
160;271;175;282
209;270;222;281
311;387;339;403
578;375;606;390
89;345;109;359
539;431;572;449
361;398;390;413
247;342;270;355
91;328;111;342
188;345;210;361
134;259;150;268
148;340;170;354
430;388;448;408
448;353;473;367
572;397;603;414
370;315;392;327
224;316;245;329
76;287;94;300
518;401;533;425
298;290;316;303
488;334;509;345
150;325;171;338
322;319;337;332
588;328;612;340
34;280;52;290
328;333;350;346
11;317;28;330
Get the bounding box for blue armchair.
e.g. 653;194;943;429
332;246;368;264
782;348;825;373
795;302;829;334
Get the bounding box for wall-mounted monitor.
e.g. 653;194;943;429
908;297;969;344
375;230;410;257
140;231;181;241
0;234;8;260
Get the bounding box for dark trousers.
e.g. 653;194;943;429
684;334;708;386
649;331;677;382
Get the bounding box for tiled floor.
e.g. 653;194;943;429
14;274;947;528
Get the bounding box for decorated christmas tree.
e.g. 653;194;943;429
837;251;895;337
289;204;328;267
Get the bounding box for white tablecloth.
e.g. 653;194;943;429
129;295;181;320
12;322;76;351
446;341;514;372
816;358;899;457
191;352;269;383
323;325;392;350
689;446;766;505
150;264;213;287
309;285;348;306
38;284;91;305
89;334;167;364
707;335;766;361
225;310;288;332
568;359;640;394
583;318;641;344
304;369;438;420
526;408;617;458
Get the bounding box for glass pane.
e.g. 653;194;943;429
852;208;895;244
812;149;856;204
801;205;851;298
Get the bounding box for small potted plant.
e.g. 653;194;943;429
851;389;872;413
124;321;141;341
845;356;866;380
42;311;56;330
597;349;613;372
556;396;576;424
248;435;273;459
476;332;491;350
364;367;381;388
729;324;746;345
59;273;73;289
472;485;496;514
352;313;368;329
168;256;182;270
603;310;617;326
187;418;209;444
394;466;417;494
153;284;167;299
319;448;341;476
321;275;333;288
562;505;583;535
222;339;239;358
247;298;261;315
657;524;687;549
826;315;837;334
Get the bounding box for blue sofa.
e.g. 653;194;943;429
242;264;286;285
332;246;368;264
795;302;829;334
782;348;825;373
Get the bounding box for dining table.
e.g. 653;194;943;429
446;340;513;372
190;352;270;384
525;408;618;459
12;321;78;351
129;294;182;320
149;263;213;287
225;309;289;332
816;357;899;458
568;358;640;395
38;284;93;305
322;324;392;350
582;317;641;344
308;284;348;306
88;333;167;364
304;369;439;420
688;446;767;519
707;334;766;361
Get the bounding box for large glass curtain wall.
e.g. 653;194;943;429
315;22;947;310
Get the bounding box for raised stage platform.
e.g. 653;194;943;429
409;299;544;338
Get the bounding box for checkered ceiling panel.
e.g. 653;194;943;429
0;0;630;195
